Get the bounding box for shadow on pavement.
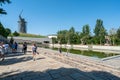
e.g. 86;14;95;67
36;57;46;60
0;52;46;65
5;50;33;57
0;67;120;80
27;51;32;53
0;56;33;65
5;52;24;57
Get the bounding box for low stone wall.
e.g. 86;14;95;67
92;45;120;51
49;44;120;54
8;37;52;44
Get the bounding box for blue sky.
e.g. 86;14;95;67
0;0;120;36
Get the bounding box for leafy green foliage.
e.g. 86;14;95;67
94;19;107;36
0;0;11;14
19;33;46;38
117;27;120;39
0;8;6;14
13;31;19;36
0;22;6;36
56;19;120;45
57;30;68;44
81;24;91;44
57;27;81;44
52;37;58;44
68;27;75;44
0;22;11;38
5;28;11;36
94;19;107;44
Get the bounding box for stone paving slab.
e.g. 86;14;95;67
0;48;120;80
102;56;120;69
39;47;120;70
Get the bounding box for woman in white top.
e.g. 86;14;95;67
32;43;37;61
0;42;5;61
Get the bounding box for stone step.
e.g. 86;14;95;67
38;48;120;78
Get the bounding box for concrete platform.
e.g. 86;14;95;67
0;47;120;80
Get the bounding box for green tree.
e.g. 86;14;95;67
13;31;19;36
75;32;80;44
52;37;57;44
57;27;78;44
51;37;57;48
5;28;11;37
82;24;90;36
57;30;68;44
68;27;76;44
0;0;11;14
81;24;91;44
69;27;75;33
0;22;12;38
117;27;120;39
94;19;107;44
0;22;6;37
5;28;11;34
109;28;117;45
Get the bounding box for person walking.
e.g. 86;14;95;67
32;43;38;61
59;47;62;53
14;42;18;53
22;42;27;54
11;43;15;53
0;42;5;61
3;43;9;54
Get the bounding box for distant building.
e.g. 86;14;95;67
8;37;52;44
18;15;27;33
47;34;57;39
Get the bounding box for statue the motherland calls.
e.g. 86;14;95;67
18;10;27;33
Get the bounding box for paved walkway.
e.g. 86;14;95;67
0;47;120;80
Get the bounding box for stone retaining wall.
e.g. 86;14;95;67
49;44;120;54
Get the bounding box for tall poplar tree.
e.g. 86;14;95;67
69;27;76;44
94;19;107;44
81;24;90;44
117;27;120;39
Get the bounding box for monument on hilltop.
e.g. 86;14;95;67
18;11;27;33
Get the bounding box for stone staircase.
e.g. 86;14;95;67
37;48;120;78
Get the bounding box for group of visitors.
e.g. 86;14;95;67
0;40;40;61
0;41;10;61
0;41;19;61
22;42;39;61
